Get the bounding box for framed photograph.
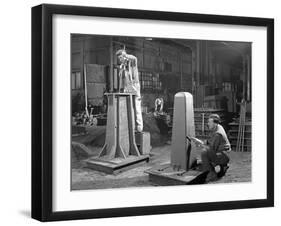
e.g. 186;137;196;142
32;4;274;221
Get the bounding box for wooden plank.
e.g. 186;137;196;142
85;155;149;174
99;94;117;158
117;96;130;157
85;64;106;83
87;83;106;99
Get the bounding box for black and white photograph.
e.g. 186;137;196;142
29;2;274;222
71;34;252;190
0;0;278;224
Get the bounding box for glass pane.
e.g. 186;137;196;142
76;72;81;89
71;73;76;89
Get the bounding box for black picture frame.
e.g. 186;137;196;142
31;4;274;222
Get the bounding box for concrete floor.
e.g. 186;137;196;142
71;145;251;190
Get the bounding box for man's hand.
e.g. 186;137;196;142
190;137;204;145
188;137;209;150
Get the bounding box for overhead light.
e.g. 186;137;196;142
145;37;153;41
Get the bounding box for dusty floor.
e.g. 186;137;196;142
71;144;251;190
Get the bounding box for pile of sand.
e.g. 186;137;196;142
72;126;106;147
71;126;106;165
71;113;168;164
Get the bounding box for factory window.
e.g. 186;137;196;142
140;72;162;91
153;73;162;90
140;72;153;90
71;71;82;90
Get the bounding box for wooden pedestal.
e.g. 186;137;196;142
86;93;149;174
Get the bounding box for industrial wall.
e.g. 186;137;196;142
71;35;193;113
71;35;251;114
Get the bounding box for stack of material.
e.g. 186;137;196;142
194;108;227;140
236;101;247;152
228;121;251;152
228;101;251;152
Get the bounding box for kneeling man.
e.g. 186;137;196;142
201;114;231;182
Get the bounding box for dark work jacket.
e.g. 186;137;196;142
207;124;231;153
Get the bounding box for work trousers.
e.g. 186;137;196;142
201;150;229;172
135;96;143;132
121;70;143;132
135;92;143;132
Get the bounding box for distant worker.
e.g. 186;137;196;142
154;97;164;114
116;49;143;132
199;114;231;182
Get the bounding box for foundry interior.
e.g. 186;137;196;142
71;34;252;190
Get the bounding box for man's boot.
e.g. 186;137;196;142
205;170;218;182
